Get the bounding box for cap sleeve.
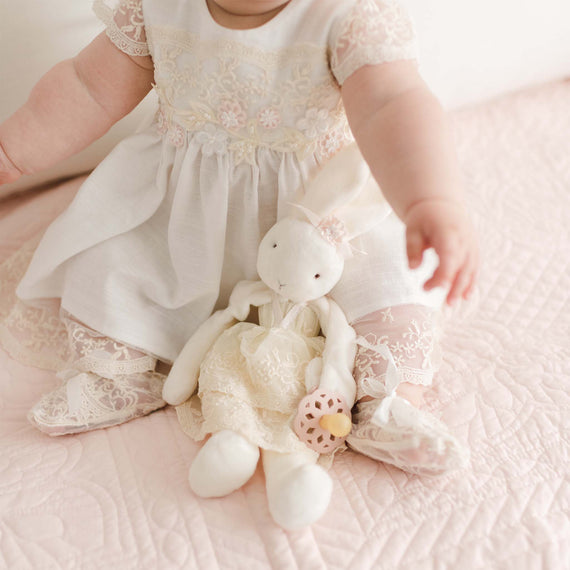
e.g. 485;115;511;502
93;0;149;57
329;0;417;85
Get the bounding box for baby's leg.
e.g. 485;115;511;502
331;212;467;474
28;312;166;435
346;304;468;475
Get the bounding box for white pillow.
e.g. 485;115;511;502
402;0;570;109
0;0;156;196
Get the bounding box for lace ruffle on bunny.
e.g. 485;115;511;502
176;304;325;455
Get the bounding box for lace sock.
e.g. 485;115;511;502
346;305;468;475
28;313;166;436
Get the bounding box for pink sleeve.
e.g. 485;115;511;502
93;0;149;57
329;0;417;85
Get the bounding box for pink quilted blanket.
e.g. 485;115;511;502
0;80;568;569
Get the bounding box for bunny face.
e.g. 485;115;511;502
257;218;344;303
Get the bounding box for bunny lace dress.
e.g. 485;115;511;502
0;0;419;370
178;298;325;453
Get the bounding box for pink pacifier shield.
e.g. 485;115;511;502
294;391;352;454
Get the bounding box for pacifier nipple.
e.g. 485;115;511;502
319;413;351;438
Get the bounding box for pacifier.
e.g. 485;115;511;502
294;390;352;454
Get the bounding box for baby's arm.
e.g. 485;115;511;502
0;32;154;184
342;61;478;304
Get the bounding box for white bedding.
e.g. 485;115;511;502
0;80;568;569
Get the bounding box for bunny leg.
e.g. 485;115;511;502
262;448;332;530
189;430;260;497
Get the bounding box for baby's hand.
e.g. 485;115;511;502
0;143;22;186
404;199;479;305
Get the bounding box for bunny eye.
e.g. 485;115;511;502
314;273;321;279
272;243;277;249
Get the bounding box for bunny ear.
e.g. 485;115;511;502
298;142;371;218
339;173;392;239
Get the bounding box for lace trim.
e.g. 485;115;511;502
0;238;159;375
62;312;157;378
330;0;417;85
156;104;354;164
352;305;440;401
0;241;69;370
93;0;150;57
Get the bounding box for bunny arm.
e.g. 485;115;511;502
227;280;275;321
308;296;357;406
162;280;274;405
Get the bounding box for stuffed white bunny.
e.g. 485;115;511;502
162;143;390;530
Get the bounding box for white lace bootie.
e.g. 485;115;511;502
28;370;166;436
346;336;469;476
28;314;167;436
347;397;469;476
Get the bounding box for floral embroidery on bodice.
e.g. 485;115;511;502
149;28;353;164
94;0;417;165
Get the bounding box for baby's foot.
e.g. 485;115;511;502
347;395;469;476
28;370;166;436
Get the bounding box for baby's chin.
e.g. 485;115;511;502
207;0;290;17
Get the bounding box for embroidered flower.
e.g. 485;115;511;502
195;124;229;156
156;109;169;135
297;108;330;139
316;215;347;247
317;128;346;160
168;123;186;148
230;139;257;166
218;100;247;130
257;107;281;129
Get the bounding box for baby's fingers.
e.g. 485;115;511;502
423;239;463;292
446;252;477;305
406;228;427;269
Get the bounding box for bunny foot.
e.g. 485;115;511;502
263;450;333;530
189;430;260;497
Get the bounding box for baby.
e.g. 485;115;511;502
0;0;478;475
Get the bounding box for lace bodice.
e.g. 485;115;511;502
94;0;416;164
257;297;321;337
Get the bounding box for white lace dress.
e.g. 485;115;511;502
9;0;420;367
177;298;325;454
